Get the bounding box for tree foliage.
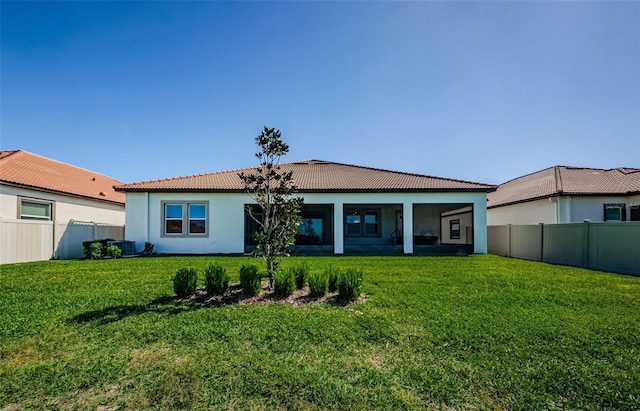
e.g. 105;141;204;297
238;126;303;287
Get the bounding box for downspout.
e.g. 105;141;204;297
146;192;150;244
549;196;559;224
553;166;564;223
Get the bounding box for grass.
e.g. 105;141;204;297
1;255;639;410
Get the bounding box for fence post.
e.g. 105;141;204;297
582;220;590;268
507;224;512;258
539;223;544;262
92;222;97;241
52;220;57;260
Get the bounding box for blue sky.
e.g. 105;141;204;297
2;1;638;185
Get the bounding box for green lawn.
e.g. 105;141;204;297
1;255;639;410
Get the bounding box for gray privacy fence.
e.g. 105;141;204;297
0;219;125;264
488;222;640;276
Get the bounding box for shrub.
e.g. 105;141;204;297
106;245;122;258
325;264;339;292
239;264;262;297
308;270;329;297
86;242;103;260
141;242;157;256
82;238;114;259
173;268;198;298
274;269;296;297
204;263;229;295
337;268;363;302
293;261;310;290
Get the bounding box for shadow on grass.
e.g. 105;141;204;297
69;295;206;325
69;284;355;325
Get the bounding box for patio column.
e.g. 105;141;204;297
333;202;344;254
473;200;488;253
403;202;413;254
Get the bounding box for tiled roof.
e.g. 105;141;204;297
488;166;640;208
115;159;496;193
0;150;125;204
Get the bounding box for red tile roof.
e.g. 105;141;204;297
488;166;640;208
0;150;125;204
115;159;496;193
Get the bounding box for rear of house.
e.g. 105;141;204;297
116;160;496;255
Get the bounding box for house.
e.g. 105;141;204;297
0;150;126;264
487;166;640;225
0;150;125;224
115;159;496;255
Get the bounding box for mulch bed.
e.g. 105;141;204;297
184;280;365;306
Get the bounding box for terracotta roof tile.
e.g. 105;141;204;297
488;166;640;208
0;150;125;204
115;159;496;193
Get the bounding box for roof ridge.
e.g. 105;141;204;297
6;149;124;184
305;159;496;187
119;158;495;188
554;165;564;194
497;165;557;187
615;167;640;175
0;149;22;161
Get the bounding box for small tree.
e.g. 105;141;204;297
239;126;303;288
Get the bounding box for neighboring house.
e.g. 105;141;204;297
115;159;496;255
0;150;125;224
487;166;640;225
1;149;127;264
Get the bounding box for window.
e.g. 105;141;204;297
346;211;361;236
450;219;461;239
604;203;626;221
162;201;208;237
165;204;183;234
364;211;379;235
631;204;640;222
296;217;324;244
345;209;380;237
189;204;206;234
19;199;52;220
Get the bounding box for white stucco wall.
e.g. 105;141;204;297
488;195;640;225
441;211;473;244
487;198;556;225
0;184;125;225
565;196;637;222
124;191;490;254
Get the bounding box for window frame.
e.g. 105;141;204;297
450;219;461;239
345;208;381;238
161;201;209;238
18;197;54;221
604;203;626;222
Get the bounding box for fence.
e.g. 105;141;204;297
0;218;125;264
488;221;640;276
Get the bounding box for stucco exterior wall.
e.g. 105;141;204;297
565;196;637;222
0;184;125;225
488;195;640;225
441;211;473;244
124;191;490;254
487;198;556;225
